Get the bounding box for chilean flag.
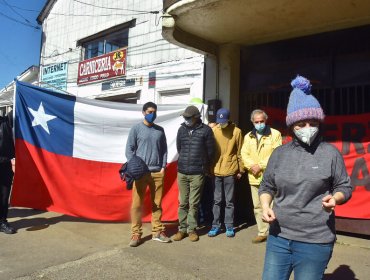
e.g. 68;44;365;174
11;81;191;221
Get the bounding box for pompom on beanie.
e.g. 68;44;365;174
286;75;325;126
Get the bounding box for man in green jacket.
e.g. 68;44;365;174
208;108;244;238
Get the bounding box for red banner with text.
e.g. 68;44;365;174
265;108;370;219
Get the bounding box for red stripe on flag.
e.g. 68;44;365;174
11;140;179;222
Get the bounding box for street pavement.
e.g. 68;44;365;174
1;207;369;280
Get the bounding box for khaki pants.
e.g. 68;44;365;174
251;185;269;236
131;172;165;236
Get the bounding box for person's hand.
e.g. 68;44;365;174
11;158;15;173
250;164;261;176
236;173;242;180
160;168;165;174
262;207;276;223
322;195;336;212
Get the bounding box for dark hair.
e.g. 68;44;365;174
142;102;157;112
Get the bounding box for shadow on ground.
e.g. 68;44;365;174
323;265;359;280
8;207;124;232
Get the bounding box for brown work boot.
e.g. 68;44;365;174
188;231;199;242
129;234;141;247
172;231;187;241
252;235;267;244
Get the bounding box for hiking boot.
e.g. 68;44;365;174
0;221;16;234
152;231;171;243
188;231;199;242
129;235;141;247
226;227;235;238
172;231;187;241
252;235;267;243
208;227;221;237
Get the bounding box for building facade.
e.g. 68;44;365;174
0;66;39;115
162;0;370;234
37;0;204;104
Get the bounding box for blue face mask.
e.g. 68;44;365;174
254;123;265;133
144;112;156;123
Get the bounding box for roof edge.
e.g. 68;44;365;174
161;13;217;56
37;0;57;24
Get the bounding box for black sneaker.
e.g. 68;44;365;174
0;221;17;234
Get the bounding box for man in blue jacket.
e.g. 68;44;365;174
173;105;215;242
125;102;170;247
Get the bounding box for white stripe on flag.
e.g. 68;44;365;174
73;101;195;163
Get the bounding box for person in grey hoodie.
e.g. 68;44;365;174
125;102;170;247
259;75;353;280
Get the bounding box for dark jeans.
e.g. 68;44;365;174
199;176;214;225
0;161;13;222
212;175;235;228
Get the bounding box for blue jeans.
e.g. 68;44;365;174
262;235;334;280
212;175;235;228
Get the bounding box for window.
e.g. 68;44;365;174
83;29;129;59
77;20;135;60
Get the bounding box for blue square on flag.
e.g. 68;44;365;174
15;81;75;156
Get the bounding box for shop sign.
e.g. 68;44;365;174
101;78;136;91
41;62;68;91
78;49;127;85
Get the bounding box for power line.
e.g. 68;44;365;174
0;0;40;29
1;0;32;24
0;11;40;29
1;4;158;17
48;11;152;17
73;0;160;14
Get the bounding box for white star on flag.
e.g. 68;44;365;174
28;102;57;134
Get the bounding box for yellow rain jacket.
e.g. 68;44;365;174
241;126;282;185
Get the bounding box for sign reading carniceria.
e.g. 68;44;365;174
77;49;127;85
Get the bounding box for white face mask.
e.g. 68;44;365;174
294;126;319;146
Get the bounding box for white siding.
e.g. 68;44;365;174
40;0;204;104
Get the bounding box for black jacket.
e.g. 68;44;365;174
119;155;150;190
0;111;15;163
176;121;215;175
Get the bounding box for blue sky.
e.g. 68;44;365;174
0;0;47;89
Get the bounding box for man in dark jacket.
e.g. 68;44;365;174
0;110;16;234
172;105;215;242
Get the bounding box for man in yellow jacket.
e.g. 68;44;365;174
208;108;244;238
241;109;282;243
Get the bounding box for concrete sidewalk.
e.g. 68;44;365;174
1;208;369;280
